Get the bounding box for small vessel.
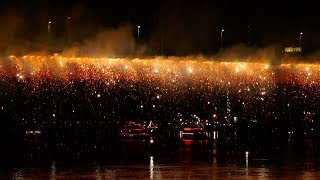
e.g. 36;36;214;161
25;130;42;145
147;120;158;135
181;124;207;139
119;122;150;139
24;130;43;151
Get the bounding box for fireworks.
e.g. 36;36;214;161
2;54;320;134
1;55;320;87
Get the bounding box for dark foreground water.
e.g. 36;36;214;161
2;136;320;179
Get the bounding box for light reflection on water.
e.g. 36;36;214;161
7;164;320;179
3;138;320;179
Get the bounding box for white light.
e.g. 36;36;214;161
150;156;154;179
246;151;249;167
17;74;24;80
187;67;193;73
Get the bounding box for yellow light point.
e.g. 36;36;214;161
235;67;239;73
3;54;320;86
17;74;24;79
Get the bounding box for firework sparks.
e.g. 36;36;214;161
1;55;320;87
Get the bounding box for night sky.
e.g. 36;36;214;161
0;0;319;55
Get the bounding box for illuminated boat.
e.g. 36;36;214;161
119;122;150;139
24;130;42;147
181;124;207;139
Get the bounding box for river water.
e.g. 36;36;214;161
1;137;320;179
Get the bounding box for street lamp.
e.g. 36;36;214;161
300;32;303;49
66;17;71;45
220;29;224;49
247;25;250;45
48;21;51;33
48;21;52;54
138;25;141;41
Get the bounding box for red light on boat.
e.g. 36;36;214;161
183;127;203;131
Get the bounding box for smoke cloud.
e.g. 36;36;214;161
62;23;144;57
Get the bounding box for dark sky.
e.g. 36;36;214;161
0;0;319;55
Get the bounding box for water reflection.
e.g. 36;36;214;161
212;140;217;165
3;137;320;178
95;165;102;180
50;161;56;180
150;156;153;179
246;151;249;176
13;169;23;180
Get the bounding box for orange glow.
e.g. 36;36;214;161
1;55;320;87
183;127;204;131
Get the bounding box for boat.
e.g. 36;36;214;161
119;122;150;139
181;124;207;139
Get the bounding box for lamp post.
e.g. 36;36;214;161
220;29;224;49
247;25;250;45
66;17;71;45
161;31;164;56
300;32;303;50
48;21;52;54
138;25;141;41
48;21;51;33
